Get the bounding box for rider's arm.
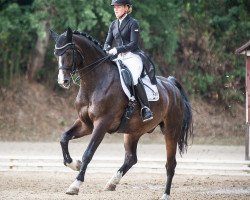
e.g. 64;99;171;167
116;20;139;54
104;22;115;51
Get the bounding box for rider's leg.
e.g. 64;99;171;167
118;52;143;85
119;52;153;122
134;78;153;122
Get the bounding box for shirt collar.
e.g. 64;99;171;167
119;14;127;24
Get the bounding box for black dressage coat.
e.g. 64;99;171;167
104;15;157;84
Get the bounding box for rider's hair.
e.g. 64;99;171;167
127;5;132;14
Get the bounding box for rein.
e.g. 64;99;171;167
55;42;111;86
71;54;111;86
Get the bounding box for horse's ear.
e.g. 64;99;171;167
66;27;73;42
49;29;59;42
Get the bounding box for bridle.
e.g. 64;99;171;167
55;42;83;73
54;42;111;86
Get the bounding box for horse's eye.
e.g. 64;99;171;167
66;53;71;58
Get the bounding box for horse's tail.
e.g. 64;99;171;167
167;76;193;155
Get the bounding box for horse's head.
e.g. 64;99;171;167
50;27;84;89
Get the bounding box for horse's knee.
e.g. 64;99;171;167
60;132;74;164
60;133;68;144
131;155;137;165
60;138;66;147
126;154;137;166
60;131;73;145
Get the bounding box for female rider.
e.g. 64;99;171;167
104;0;154;122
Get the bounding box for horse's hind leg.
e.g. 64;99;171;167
161;131;178;200
104;133;140;191
60;118;92;171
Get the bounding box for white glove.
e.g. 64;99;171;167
108;48;117;55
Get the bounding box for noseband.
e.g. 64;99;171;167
54;42;111;85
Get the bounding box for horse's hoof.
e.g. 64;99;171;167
160;194;171;200
66;186;79;195
66;160;82;171
103;183;116;191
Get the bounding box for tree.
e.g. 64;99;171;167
133;0;181;74
177;0;250;103
27;0;52;81
27;0;112;81
0;2;32;85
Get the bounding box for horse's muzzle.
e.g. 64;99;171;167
59;79;71;89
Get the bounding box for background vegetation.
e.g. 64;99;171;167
0;0;250;106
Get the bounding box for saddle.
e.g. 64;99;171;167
118;60;135;99
115;59;159;102
136;51;157;85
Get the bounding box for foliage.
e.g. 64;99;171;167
133;0;180;65
0;3;32;85
177;0;249;104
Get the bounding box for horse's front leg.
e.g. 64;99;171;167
60;118;92;171
104;133;140;191
66;120;107;195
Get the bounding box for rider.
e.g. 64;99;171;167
104;0;155;122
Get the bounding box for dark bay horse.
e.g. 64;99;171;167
50;27;193;200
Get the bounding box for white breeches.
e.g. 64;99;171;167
117;52;143;85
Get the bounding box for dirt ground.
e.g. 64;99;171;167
0;142;249;200
0;171;249;200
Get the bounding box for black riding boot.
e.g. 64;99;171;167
134;81;153;122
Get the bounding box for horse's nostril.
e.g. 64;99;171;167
64;80;69;85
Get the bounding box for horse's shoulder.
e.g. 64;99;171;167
75;92;89;107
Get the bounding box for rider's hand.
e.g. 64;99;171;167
108;48;118;56
103;45;111;52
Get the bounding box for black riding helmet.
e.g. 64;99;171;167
111;0;131;6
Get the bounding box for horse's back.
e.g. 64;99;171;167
156;75;183;103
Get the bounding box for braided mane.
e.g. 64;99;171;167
73;30;105;53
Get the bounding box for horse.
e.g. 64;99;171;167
49;27;193;200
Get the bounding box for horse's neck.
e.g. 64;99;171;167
79;61;117;95
75;35;119;96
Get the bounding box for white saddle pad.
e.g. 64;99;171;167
116;60;159;101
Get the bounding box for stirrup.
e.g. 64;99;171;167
141;106;153;122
